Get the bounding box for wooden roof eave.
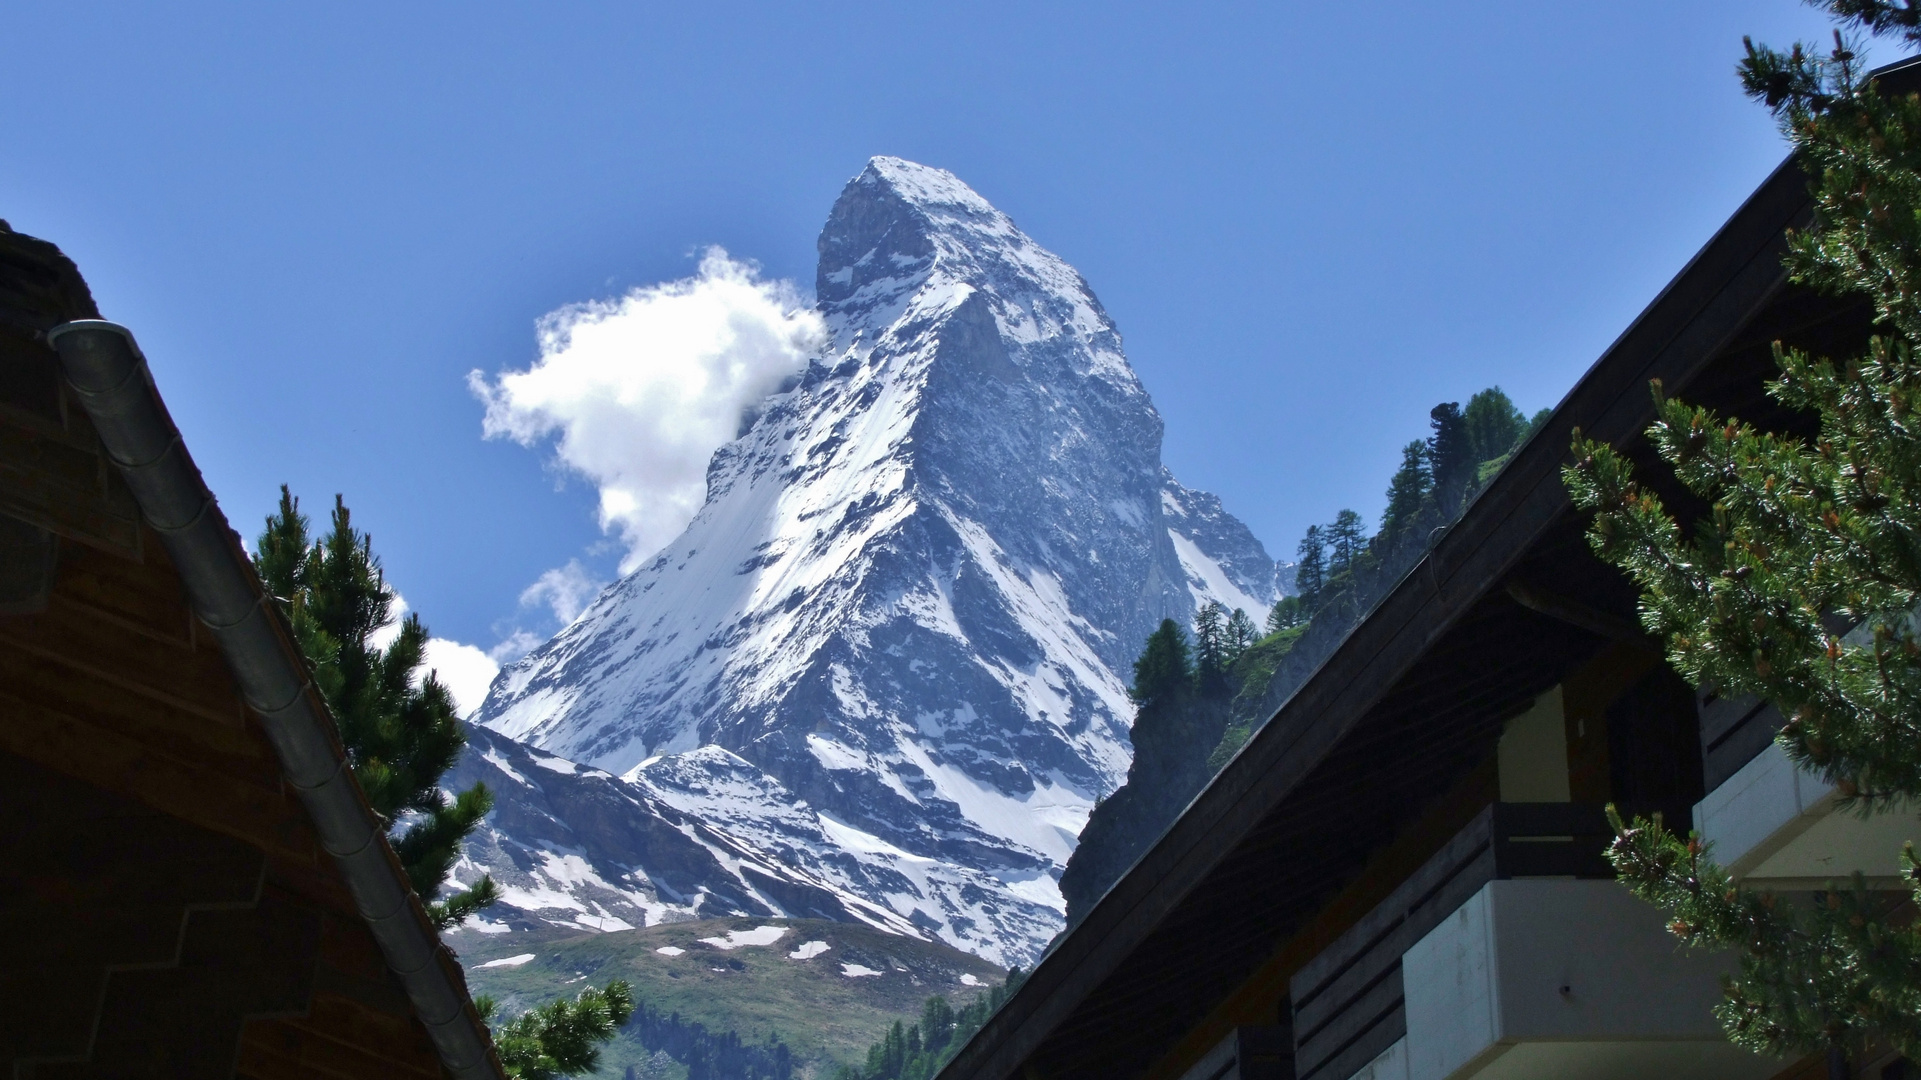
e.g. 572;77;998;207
933;56;1921;1078
44;320;508;1080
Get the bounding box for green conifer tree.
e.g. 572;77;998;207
1224;607;1259;664
1463;386;1528;466
478;981;634;1080
920;997;955;1056
885;1021;908;1079
1326;509;1367;578
1193;601;1228;686
839;971;1025;1080
1266;595;1305;634
1295;525;1327;605
1131;618;1194;705
1565;5;1921;1061
255;487;497;928
1428;402;1474;516
1076;617;1211;866
1379;440;1434;549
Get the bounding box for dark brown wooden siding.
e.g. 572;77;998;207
0;226;451;1079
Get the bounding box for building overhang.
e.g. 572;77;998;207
935;54;1921;1080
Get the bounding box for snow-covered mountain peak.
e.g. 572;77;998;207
468;158;1283;964
865;156;1000;215
817;158;1121;368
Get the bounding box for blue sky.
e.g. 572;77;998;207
1;1;1853;671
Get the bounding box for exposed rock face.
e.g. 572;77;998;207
467;157;1279;965
448;723;917;935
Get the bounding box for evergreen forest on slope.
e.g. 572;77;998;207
1058;388;1548;923
830;971;1026;1080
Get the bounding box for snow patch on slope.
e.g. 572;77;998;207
700;925;790;950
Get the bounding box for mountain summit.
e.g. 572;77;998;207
468;157;1280;964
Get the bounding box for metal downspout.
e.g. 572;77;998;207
46;320;503;1080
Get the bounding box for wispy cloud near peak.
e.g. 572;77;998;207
470;248;825;572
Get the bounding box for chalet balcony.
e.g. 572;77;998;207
1288;803;1779;1080
1694;692;1917;889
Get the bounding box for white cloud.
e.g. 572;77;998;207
476;560;610;669
470;248;825;571
488;629;545;666
370;591;411;651
423;638;501;719
519;559;604;625
359;592;500;718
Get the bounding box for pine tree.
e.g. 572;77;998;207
1120;618;1207;786
1224;607;1259;665
1193;601;1228;685
882;1021;907;1079
919;997;955;1057
1463;386;1528;466
1130;618;1193;706
255;487;497;928
1326;509;1367;578
841;973;1025;1080
479;981;635;1080
1564;5;1921;1061
1379;440;1434;550
1294;525;1326;605
1428;402;1474;517
1266;595;1305;634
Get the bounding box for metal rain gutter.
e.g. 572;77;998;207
46;320;504;1080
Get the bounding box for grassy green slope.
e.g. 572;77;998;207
449;918;1006;1078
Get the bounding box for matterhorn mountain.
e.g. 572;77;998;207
459;157;1280;966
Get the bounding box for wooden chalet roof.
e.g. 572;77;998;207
0;225;505;1080
936;57;1920;1080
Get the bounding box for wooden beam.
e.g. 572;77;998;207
1503;579;1649;643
